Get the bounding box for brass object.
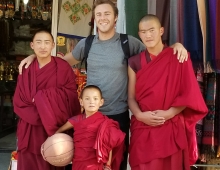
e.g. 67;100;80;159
8;65;14;81
57;36;66;46
0;62;3;80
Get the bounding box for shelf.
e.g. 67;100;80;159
13;36;32;41
6;55;27;61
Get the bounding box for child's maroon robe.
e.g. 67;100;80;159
129;48;208;169
69;112;125;170
13;57;81;170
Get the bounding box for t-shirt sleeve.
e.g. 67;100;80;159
127;35;146;56
72;38;86;61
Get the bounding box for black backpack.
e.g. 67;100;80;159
81;33;130;71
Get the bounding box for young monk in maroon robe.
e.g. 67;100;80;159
55;85;125;170
128;14;208;170
13;29;81;170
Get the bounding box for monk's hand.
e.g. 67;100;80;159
153;109;175;121
172;42;188;63
138;111;165;126
18;54;36;74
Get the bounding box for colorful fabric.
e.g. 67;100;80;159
183;0;203;69
202;73;217;149
125;0;148;39
169;0;178;45
195;69;205;145
129;48;208;168
197;0;207;72
13;57;80;169
177;0;184;44
147;0;156;15
202;73;220;159
69;112;125;170
156;0;170;44
216;0;220;71
208;0;217;70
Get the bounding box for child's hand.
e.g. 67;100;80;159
41;142;46;161
103;165;111;170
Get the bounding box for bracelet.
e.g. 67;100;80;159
103;164;112;170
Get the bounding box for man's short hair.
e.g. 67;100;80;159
92;0;118;18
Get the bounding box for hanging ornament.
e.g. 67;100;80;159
23;0;29;12
15;0;20;11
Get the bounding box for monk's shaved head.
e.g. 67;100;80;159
139;14;161;27
138;14;164;51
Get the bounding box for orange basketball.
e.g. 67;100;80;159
41;133;74;167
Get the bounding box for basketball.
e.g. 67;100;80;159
41;133;74;167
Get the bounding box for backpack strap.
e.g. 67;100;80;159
81;35;95;71
120;33;130;64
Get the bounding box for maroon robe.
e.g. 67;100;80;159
129;48;208;169
69;112;125;170
13;57;81;170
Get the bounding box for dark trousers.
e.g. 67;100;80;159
107;110;130;170
65;164;72;170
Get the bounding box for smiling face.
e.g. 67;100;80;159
80;88;104;117
30;32;55;59
94;3;117;38
138;19;164;50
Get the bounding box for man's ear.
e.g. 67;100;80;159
115;15;118;23
160;27;164;36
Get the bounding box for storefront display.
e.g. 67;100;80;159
0;0;52;138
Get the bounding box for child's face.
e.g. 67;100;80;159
80;88;104;116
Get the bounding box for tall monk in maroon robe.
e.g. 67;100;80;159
13;30;81;170
128;14;208;170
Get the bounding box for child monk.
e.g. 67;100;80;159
55;85;125;170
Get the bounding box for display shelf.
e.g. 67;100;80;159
0;87;17;139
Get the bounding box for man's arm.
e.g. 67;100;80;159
18;54;36;74
18;52;80;74
171;43;188;63
62;52;81;66
128;66;165;126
